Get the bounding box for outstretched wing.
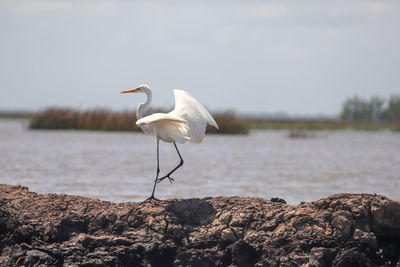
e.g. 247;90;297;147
136;113;191;144
169;90;218;144
136;113;186;126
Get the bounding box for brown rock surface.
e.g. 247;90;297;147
0;184;399;266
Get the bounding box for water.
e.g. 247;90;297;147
1;119;399;204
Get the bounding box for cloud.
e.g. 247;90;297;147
1;0;399;114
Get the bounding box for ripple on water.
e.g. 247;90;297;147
0;119;399;204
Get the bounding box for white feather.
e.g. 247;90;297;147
136;113;190;143
129;86;218;144
136;113;186;126
169;90;219;143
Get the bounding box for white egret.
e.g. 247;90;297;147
121;84;219;202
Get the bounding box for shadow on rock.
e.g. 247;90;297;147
166;198;217;226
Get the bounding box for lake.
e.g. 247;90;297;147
1;119;399;204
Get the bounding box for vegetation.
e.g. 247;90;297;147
28;107;400;134
29;108;137;131
248;119;400;132
6;94;400;134
340;94;400;122
206;111;249;134
29;108;249;134
0;111;33;119
386;94;400;121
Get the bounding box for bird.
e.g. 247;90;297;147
120;84;219;202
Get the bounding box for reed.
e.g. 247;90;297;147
207;111;249;134
29;108;250;134
26;108;400;133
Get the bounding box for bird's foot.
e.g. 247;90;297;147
156;175;174;184
141;195;159;204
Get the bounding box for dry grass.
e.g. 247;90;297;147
29;108;249;134
25;108;400;133
247;119;400;132
29;108;137;131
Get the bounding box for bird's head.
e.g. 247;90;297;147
120;84;150;94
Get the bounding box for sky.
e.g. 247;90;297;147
1;0;400;116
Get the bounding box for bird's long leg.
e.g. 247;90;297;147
143;138;160;203
156;142;184;184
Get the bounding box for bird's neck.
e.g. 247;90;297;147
137;88;152;120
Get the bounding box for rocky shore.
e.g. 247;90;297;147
0;184;399;266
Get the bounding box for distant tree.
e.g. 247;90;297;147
340;96;365;120
340;95;385;121
386;94;400;121
369;96;385;121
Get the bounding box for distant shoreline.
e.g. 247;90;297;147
1;109;399;133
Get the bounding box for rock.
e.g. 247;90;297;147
0;185;400;266
24;249;57;266
220;228;237;243
308;247;337;267
270;197;287;204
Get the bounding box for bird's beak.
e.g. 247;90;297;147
120;87;140;94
